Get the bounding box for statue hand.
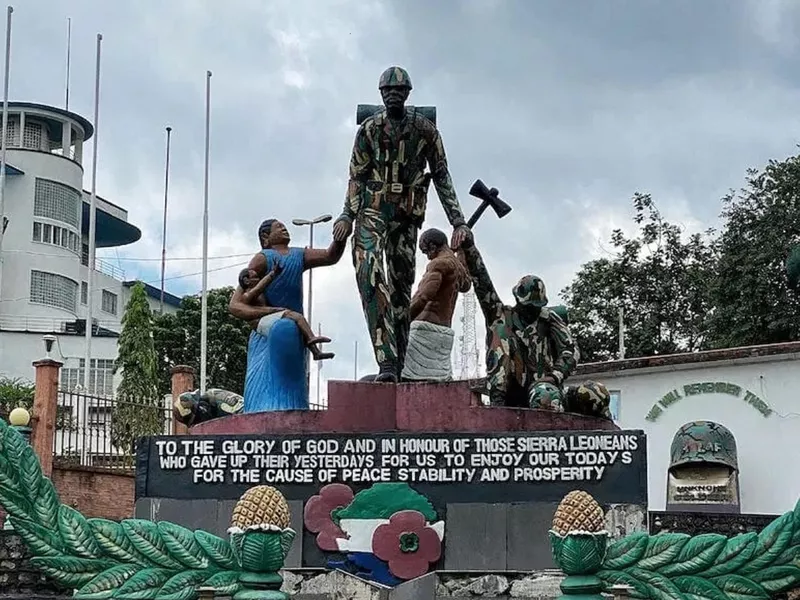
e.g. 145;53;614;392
333;218;353;242
451;224;472;250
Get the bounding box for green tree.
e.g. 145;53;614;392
111;282;163;455
709;153;800;348
0;376;75;430
153;287;251;396
562;194;717;362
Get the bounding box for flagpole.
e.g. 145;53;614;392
64;17;71;110
0;6;13;299
316;322;322;406
83;33;102;389
159;126;172;313
200;71;211;394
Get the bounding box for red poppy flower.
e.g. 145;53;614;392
371;510;441;580
303;483;354;551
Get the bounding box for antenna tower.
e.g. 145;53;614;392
458;290;480;380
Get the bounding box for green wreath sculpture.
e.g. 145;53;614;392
0;419;293;600
550;490;800;600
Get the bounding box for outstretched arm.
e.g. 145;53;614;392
549;311;578;386
409;263;444;321
304;240;347;269
338;123;372;224
460;241;504;325
456;250;472;293
426;129;467;229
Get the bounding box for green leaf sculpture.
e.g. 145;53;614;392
548;489;800;600
0;419;295;600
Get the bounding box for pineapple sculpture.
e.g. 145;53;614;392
229;484;296;599
549;491;609;600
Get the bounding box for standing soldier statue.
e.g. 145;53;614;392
333;66;470;382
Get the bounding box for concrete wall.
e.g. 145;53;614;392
574;351;800;514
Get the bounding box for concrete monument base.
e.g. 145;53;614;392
135;381;647;587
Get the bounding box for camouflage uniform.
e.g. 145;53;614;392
565;380;612;419
338;67;467;374
461;243;577;408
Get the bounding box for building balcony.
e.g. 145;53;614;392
0;315;119;336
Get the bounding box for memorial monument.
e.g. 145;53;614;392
666;421;741;513
134;65;638;589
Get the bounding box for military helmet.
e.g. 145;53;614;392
513;275;548;308
528;382;564;412
379;66;413;90
669;421;738;471
574;381;612;419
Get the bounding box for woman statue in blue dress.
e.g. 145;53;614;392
229;219;346;412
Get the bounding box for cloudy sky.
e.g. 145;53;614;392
14;0;800;397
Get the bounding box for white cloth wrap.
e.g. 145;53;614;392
401;320;455;382
256;311;286;337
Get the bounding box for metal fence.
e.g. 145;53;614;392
53;390;173;470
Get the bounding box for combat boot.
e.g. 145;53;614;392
375;362;398;383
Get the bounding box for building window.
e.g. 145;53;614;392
60;359;115;397
34;178;81;229
101;290;118;315
81;281;88;305
88;406;112;428
32;221;79;254
30;270;78;313
2;119;18;146
610;390;621;421
23;121;46;151
81;242;89;266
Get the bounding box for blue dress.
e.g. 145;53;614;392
243;247;308;412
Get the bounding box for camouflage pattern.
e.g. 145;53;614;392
669;421;739;471
528;382;564;411
173;388;244;427
352;201;418;368
512;275;549;307
340;91;467;372
462;243;577;407
379;66;412;89
567;380;612;419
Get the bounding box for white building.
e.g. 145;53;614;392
0;101;180;396
575;341;800;515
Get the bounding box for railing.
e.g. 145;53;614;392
81;255;126;282
94;257;126;281
53;389;173;470
0;316;120;334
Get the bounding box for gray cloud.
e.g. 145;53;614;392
13;0;800;394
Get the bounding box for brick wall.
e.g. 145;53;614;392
51;466;135;520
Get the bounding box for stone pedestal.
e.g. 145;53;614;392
135;380;647;587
